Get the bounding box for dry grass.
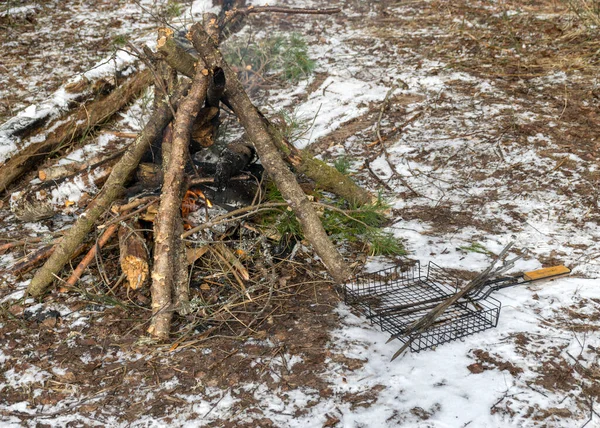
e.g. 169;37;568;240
371;0;600;78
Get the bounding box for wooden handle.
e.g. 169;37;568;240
524;265;571;281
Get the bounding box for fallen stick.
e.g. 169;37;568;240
0;237;46;254
98;198;159;230
149;63;208;338
113;196;159;214
26;81;191;298
11;245;54;276
61;224;119;290
373;85;420;197
38;148;125;182
10;242;88;278
224;5;341;24
0;70;153;193
11;162;118;222
191;24;349;284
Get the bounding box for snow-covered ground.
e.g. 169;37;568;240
1;0;599;427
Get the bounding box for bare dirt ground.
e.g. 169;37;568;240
1;0;600;427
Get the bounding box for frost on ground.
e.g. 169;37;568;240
1;0;600;427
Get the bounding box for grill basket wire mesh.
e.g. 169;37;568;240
345;261;501;352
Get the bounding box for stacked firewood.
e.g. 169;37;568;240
0;4;372;339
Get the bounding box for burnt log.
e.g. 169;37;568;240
156;34;371;206
214;141;255;193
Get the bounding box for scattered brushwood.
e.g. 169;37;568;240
0;5;392;342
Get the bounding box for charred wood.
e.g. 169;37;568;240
214;140;255;193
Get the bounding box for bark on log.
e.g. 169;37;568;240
156;36;371;206
118;220;149;290
157;29;197;80
269;128;372;206
203;12;220;45
0;65;135;158
157;34;198;79
0;70;153;193
173;220;190;315
26;81;191;298
149;66;208;338
190;24;349;284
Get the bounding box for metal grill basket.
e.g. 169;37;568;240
344;262;501;352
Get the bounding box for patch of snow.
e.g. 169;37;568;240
3;366;51;390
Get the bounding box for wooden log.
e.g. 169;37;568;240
156;28;197;80
38;148;124;182
26;80;191;298
11;160;118;222
0;69;153;193
118;220;149;290
190;24;349;284
149;65;208;338
0;64;134;160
